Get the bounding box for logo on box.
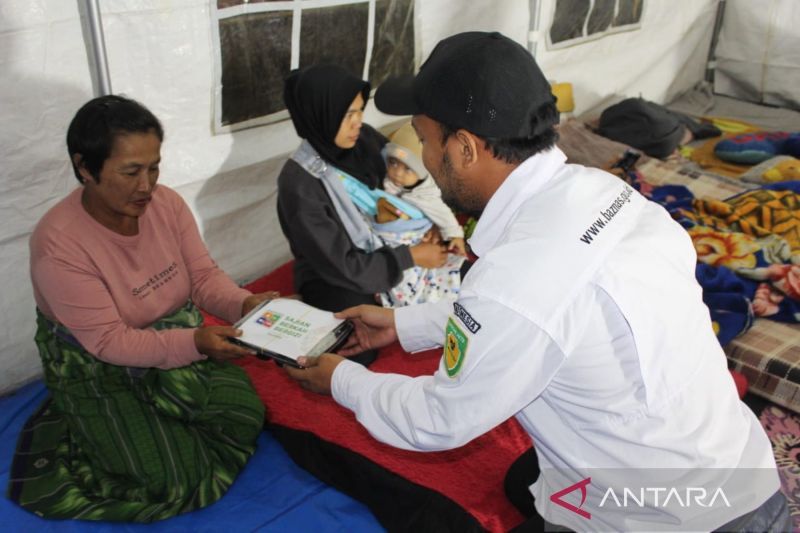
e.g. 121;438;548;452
256;311;282;328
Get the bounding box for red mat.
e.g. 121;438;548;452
204;262;531;531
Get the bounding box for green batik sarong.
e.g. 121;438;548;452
7;301;265;522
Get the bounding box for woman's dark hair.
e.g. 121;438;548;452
439;101;559;165
66;95;163;184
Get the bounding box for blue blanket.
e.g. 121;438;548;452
1;380;382;531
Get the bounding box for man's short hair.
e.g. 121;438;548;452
439;101;560;165
67;95;163;184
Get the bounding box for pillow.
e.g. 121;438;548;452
741;155;800;184
714;131;800;165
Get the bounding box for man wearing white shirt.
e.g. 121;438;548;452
286;31;788;532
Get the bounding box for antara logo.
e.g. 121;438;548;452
550;477;732;521
550;477;591;519
599;487;731;508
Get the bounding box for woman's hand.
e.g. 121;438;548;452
241;290;281;317
335;305;398;355
194;325;254;361
410;242;448;268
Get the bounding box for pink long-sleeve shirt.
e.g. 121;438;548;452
30;184;251;369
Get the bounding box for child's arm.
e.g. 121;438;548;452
447;237;467;256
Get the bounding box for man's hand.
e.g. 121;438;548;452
448;237;467;256
335;305;398;356
284;353;346;395
194;325;254;361
241;290;281;317
410;242;447;268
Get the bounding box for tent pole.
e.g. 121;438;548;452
79;0;112;96
528;0;541;57
705;0;727;83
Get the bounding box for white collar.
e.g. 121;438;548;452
469;147;567;257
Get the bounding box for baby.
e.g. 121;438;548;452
382;123;467;255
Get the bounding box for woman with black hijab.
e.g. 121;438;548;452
277;64;447;366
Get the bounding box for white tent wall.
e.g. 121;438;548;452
714;0;800;110
0;0;716;394
0;1;93;395
533;0;719;117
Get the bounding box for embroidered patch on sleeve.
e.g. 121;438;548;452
453;302;481;333
444;317;469;378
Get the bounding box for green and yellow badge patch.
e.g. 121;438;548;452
444;318;468;377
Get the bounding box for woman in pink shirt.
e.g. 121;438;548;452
8;95;273;522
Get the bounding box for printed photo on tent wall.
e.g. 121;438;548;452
212;0;415;133
547;0;644;50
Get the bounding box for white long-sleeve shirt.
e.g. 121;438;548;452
332;147;778;531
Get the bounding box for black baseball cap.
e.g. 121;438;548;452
375;31;557;139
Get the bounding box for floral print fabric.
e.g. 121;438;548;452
656;182;800;343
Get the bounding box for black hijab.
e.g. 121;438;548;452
284;64;386;188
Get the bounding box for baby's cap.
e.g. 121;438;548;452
383;122;428;179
